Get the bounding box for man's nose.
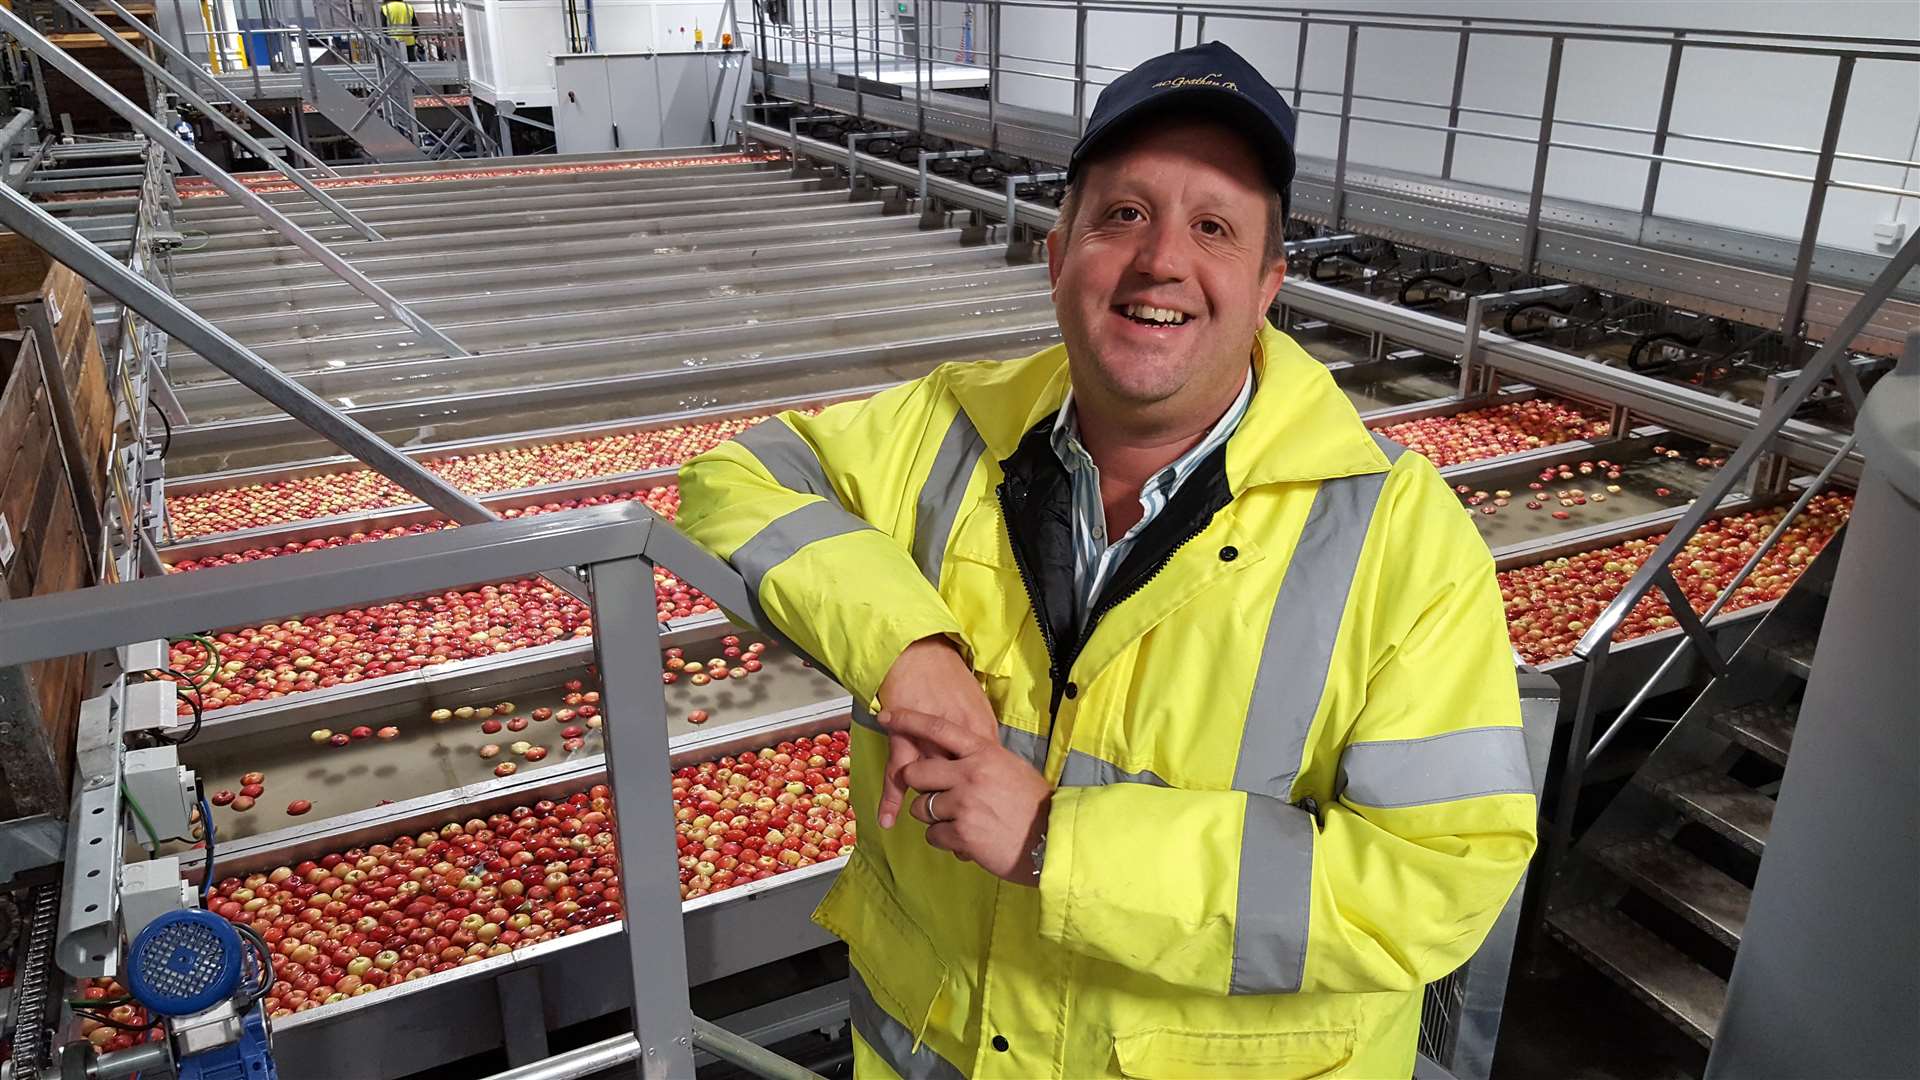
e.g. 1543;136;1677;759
1130;217;1192;282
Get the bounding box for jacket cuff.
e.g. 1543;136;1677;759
1034;786;1082;948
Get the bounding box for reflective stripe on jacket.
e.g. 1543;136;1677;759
678;324;1537;1079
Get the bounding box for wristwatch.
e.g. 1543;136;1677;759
1028;832;1048;881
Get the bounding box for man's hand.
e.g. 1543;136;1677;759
875;636;999;829
881;707;1051;885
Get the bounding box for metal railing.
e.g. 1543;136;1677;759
745;0;1920;347
1535;226;1920;927
0;502;753;1080
233;19;497;159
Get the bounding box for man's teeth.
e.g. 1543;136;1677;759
1125;304;1189;325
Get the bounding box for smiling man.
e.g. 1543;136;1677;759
680;42;1536;1079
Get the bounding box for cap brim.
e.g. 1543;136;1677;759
1068;86;1295;196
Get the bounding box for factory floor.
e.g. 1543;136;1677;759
1492;938;1708;1080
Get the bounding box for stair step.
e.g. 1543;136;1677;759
1711;701;1798;766
1549;903;1726;1047
1594;837;1751;948
1766;635;1818;679
1651;769;1774;855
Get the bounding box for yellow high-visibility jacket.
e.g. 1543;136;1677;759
380;0;417;45
678;324;1537;1079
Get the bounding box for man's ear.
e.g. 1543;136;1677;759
1046;226;1066;291
1260;256;1287;312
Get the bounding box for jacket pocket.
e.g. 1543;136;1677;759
812;850;951;1046
1112;1027;1356;1080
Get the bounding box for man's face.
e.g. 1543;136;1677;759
1046;120;1286;420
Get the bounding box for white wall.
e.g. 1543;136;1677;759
990;1;1920;253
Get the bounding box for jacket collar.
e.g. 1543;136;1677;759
947;321;1393;492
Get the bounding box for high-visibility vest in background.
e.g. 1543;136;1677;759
380;0;417;46
678;323;1538;1079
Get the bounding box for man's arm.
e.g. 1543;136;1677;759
677;377;999;824
1032;465;1537;995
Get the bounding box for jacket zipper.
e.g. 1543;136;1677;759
996;481;1065;692
1001;472;1216;717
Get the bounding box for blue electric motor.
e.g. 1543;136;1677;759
126;909;277;1080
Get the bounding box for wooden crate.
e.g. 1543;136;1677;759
0;234;116;819
0;330;94;817
0;233;115;507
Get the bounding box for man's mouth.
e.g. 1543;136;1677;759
1117;302;1192;327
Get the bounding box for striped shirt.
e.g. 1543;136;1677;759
1050;369;1254;633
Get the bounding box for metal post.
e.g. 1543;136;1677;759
1330;23;1357;226
1520;35;1564;274
1072;1;1087;133
0;183;589;606
1291;10;1310;107
850;0;861;117
803;0;815;105
987;0;999;149
586;554;697;1080
1173;5;1183;49
1639;31;1685;223
914;0;925;132
0;8;469;358
52;0;377;236
1194;12;1205;43
755;0;769;96
1439;19;1470;180
1780;55;1855;344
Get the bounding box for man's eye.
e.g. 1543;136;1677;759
1197;220;1225;236
1111;207;1142;222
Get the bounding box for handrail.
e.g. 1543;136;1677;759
1529;226;1920;941
743;0;1920;355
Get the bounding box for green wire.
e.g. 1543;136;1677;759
169;634;220;682
123;787;161;850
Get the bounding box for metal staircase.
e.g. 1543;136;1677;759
1522;228;1919;1056
287;16;498;162
1546;542;1840;1046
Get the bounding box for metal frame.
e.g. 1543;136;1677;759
1533;227;1920;951
0;503;715;1078
0;177;590;604
49;0;379;239
0;7;469;359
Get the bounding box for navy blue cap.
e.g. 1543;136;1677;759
1068;41;1296;216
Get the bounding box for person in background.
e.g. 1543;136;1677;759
680;40;1536;1079
379;0;420;61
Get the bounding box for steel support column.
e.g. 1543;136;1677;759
586;554;698;1080
1781;56;1855;345
1520;36;1565;273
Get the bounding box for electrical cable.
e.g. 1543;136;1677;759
1627;330;1700;373
168;634;220;683
1308;250;1368;283
157;669;204;745
73;1008;164;1032
1397;271;1461;309
1502;300;1573;340
145;397;172;457
123;787;161;854
233;921;274;1010
198;791;216;906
